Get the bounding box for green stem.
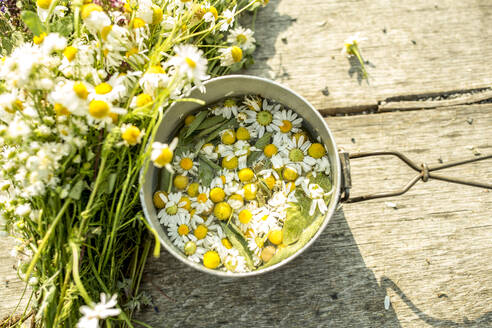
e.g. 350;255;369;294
81;156;107;231
24;200;70;282
70;241;92;305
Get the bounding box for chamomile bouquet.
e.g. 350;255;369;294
0;0;266;326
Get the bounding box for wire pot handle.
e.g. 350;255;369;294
339;150;492;203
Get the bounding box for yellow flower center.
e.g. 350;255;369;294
256;110;273;126
54;103;70;116
286;181;296;193
184;241;197;255
81;4;103;20
132;17;146;29
231;46;243;63
63;46;77;61
221;156;238;170
125;47;139;58
268;230;283;245
179;196;191;211
180;157;193;171
289;148;304;162
208;6;218;19
194;224;208;240
33;32;47;45
184;114;195;125
263;176;276;190
210;187;225;203
282;167;298;181
36;0;51;9
166;204;178;215
236;127;250;140
263;144;278;158
236;34;247;44
155;148;173;167
228;194;244;208
101;25;113;41
136;93;153;107
238;209;252;224
153;191;167;209
187;182;199;197
152;6;163;24
221;238;233;249
308;143;326;159
95;82;112;95
243;183;257;201
173;175;189;190
280;120;293;133
294;131;308;142
197;193;208;203
221;129;236;145
89;100;110;119
73;82;89;99
177;224;190;236
213;202;232;220
185;57;196;68
203;251;221;269
147;65;166;74
220;175;226;185
255;237;264;249
122;125;141;146
238;168;254;183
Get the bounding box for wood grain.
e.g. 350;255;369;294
244;0;492;113
134;103;492;328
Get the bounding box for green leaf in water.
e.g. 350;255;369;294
196;115;226;130
220;222;255;270
198;157;215;187
254;132;272;150
184;110;208;138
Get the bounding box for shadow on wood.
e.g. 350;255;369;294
380;276;492;328
136;209;402;327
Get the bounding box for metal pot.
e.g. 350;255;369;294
140;75;491;277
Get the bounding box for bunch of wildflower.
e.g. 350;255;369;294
151;95;333;272
0;0;263;326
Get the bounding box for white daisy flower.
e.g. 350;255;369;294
200;143;218;161
314;156;331;176
211;169;236;189
191;186;214;214
223;249;248;273
48;80;91;117
219;6;236;31
243;98;281;138
218;46;243;66
168;44;209;93
173;151;199;176
81;4;111;35
139;65;170;96
185;241;207;263
211;99;239;119
273;109;302;143
157;192;188;226
168;213;195;249
251;207;280;235
227;26;256;52
280;136;316;174
151;138;179;172
246;228;265;257
120;124;145;147
301;182;333;216
76;293;121;328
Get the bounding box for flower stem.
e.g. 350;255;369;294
24;200;71;282
70;241;92;305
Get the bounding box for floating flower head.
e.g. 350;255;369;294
173;151;199;176
244;98;281;138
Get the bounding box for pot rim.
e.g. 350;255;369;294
140;75;341;277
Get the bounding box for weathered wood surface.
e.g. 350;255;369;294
136;103;492;328
245;0;492;113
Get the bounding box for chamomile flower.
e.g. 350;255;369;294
211;99;239;119
313;156;331;176
184;241;206;263
219;6;236;31
86;99;126;128
192;186;214;214
173;151;199;176
168;45;209;93
273;109;302;142
223;249;248;272
168;213;195;249
301;182;332;216
251;207;279;235
280;135;316;174
202;3;218;27
120;124;144;146
81;3;111;34
76;293;121;328
227;27;256;52
218;46;243;66
246;228;265;257
48;80;91;116
139;64;170;95
200;143;218;161
157;192;188;226
151;138;179;172
210;169;235;188
244;98;281;138
243;95;263;112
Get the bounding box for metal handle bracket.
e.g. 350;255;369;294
339;151;492;203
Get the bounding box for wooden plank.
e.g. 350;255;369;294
244;0;492;113
135;103;492;327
